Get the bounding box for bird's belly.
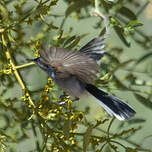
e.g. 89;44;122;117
54;77;86;98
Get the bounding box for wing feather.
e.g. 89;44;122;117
39;47;99;83
79;36;106;61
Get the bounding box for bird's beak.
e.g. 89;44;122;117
26;58;35;62
26;58;39;62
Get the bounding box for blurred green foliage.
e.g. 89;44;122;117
0;0;152;151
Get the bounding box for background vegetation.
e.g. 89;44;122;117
0;0;152;151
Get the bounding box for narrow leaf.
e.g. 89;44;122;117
65;36;80;50
127;118;146;124
118;7;137;20
113;25;130;47
127;20;143;28
65;0;90;18
136;52;152;65
112;75;129;90
63;35;76;47
134;93;152;110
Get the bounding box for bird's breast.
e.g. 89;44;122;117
54;76;86;98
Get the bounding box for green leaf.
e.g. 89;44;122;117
109;143;118;152
65;0;90;18
65;36;80;50
111;59;134;73
49;0;58;7
63;33;88;48
134;93;152;110
118;6;137;20
127;118;146;124
125;147;137;152
100;27;106;36
136;52;152;65
63;35;76;47
112;76;129;90
113;25;130;47
102;0;111;12
127;20;143;28
105;53;120;64
49;23;59;30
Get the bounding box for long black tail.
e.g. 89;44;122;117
85;84;136;120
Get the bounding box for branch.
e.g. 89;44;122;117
5;50;36;108
93;0;110;38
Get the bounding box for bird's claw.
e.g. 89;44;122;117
53;101;67;105
53;96;79;105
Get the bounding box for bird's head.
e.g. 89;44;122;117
27;57;56;79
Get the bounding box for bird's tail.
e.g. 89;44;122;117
85;84;136;120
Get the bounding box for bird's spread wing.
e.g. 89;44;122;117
79;36;106;61
39;47;99;83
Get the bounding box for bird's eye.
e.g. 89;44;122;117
44;64;50;69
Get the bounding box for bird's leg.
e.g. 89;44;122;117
53;95;79;105
59;94;69;100
53;92;70;105
53;101;67;105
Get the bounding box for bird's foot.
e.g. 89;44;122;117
53;96;79;105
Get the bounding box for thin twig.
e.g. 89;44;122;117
95;127;141;147
16;62;35;69
107;117;115;139
136;1;149;17
93;0;110;38
110;140;126;149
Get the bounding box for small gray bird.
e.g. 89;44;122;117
30;36;136;121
